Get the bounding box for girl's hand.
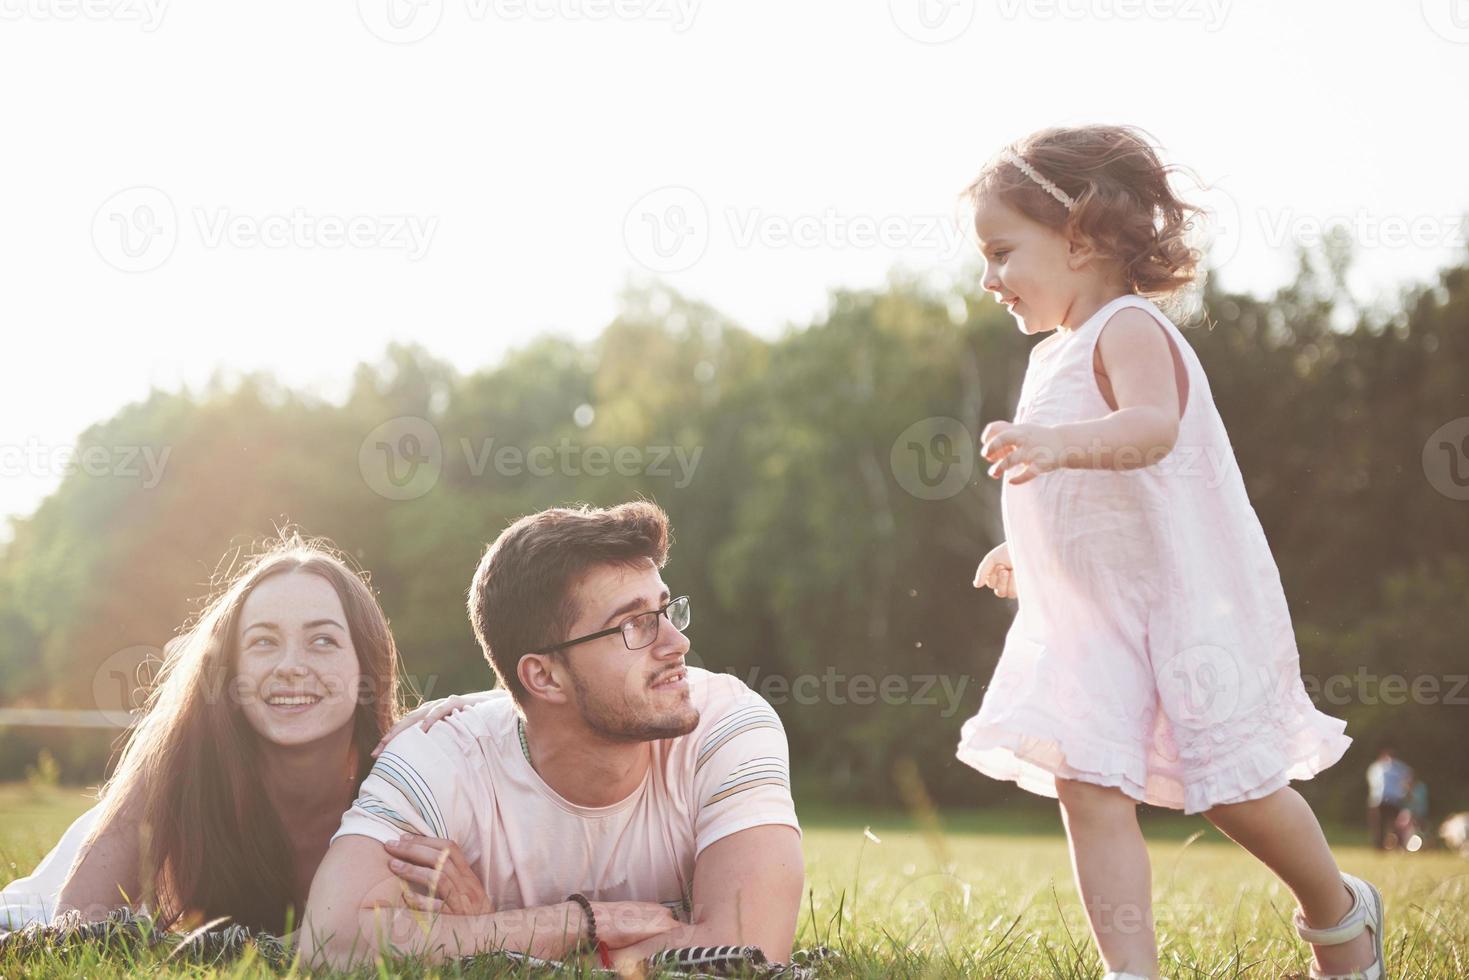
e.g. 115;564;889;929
980;420;1067;485
384;835;494;915
973;541;1017;599
373;692;494;757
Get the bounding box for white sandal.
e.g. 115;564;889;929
1292;872;1386;979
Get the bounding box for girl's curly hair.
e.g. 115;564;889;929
966;124;1206;301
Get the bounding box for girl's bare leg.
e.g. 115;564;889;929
1056;778;1160;978
1204;787;1375;975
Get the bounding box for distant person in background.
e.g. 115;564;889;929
1393;776;1429;852
0;532;487;935
1365;743;1413;850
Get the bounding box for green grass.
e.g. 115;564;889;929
2;784;1465;977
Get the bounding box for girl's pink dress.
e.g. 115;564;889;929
956;294;1350;814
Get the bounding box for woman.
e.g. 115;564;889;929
2;532;483;936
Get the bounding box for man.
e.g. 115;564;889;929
301;502;804;968
1365;742;1412;850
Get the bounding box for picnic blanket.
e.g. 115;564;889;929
0;907;838;977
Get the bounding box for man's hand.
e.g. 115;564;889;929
383;835;493;915
606;825;803;966
587;901;680;949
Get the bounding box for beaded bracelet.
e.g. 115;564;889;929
566;892;596;949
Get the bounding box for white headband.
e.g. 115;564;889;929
1000;149;1076;211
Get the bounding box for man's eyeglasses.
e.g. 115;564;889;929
528;595;691;657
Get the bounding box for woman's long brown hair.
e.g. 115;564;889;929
88;531;402;934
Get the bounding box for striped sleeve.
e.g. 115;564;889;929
332;725;464;847
692;690;800;855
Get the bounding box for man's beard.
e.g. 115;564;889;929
569;664;698;742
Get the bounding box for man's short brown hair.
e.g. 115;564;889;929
467;501;672;708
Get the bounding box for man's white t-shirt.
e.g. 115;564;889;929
333;667;800;914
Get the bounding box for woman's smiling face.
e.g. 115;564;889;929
973;193;1077;335
234;570;361;748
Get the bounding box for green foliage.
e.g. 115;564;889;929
24;749;60;795
0;252;1466;819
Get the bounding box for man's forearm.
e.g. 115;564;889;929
1053;407;1178;471
311;901;586;967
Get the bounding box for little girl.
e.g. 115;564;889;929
955;125;1384;980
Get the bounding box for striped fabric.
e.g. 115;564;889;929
696;703;783;774
707;755;790;805
359;751;447;838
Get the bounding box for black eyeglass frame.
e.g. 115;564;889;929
525;595;690;657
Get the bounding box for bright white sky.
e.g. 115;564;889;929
2;0;1466;531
